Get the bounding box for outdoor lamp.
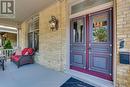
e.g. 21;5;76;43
49;16;58;31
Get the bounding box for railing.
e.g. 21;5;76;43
0;49;14;60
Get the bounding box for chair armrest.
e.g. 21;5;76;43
19;55;34;61
12;52;16;55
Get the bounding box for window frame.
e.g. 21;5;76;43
28;15;39;52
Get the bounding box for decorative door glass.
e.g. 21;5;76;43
92;13;109;43
73;19;84;43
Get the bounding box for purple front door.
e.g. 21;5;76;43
70;16;86;69
70;8;113;80
88;9;113;79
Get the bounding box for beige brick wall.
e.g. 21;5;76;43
116;0;130;87
38;0;68;71
19;22;28;49
20;0;68;71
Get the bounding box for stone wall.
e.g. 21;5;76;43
38;0;68;71
19;22;28;49
20;0;68;71
116;0;130;87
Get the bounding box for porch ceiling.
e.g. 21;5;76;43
0;0;56;23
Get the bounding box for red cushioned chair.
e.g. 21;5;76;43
11;48;35;68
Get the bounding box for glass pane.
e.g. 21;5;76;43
34;30;39;52
92;13;109;42
73;19;83;43
71;0;112;14
28;23;33;32
28;32;33;48
33;18;39;30
28;16;39;32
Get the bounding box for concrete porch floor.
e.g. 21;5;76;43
0;62;97;87
0;62;71;87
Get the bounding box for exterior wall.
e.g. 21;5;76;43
38;0;68;71
19;22;28;49
19;0;130;86
20;0;68;71
116;0;130;87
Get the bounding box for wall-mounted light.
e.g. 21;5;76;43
49;16;58;31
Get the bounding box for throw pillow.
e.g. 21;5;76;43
24;51;29;55
15;50;21;55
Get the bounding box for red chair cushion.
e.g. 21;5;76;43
28;48;34;55
11;48;34;62
21;48;28;55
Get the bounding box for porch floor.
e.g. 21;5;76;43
0;62;71;87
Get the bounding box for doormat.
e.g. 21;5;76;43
60;77;95;87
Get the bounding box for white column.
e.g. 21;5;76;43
0;35;2;46
16;29;19;47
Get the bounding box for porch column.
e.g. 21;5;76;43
17;24;21;48
0;35;2;46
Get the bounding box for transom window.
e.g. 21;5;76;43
71;0;112;14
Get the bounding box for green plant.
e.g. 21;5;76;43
4;40;12;49
93;28;107;42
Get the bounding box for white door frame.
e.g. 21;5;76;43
65;0;116;87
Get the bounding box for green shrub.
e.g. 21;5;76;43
4;40;12;49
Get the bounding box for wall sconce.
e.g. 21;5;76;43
49;16;58;31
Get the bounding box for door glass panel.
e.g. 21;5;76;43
92;13;109;42
73;19;84;43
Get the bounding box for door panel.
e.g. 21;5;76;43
89;9;112;75
89;52;111;74
70;50;86;68
70;17;86;69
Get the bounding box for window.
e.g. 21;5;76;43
71;0;112;14
28;15;39;52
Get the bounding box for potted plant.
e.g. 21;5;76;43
93;27;108;42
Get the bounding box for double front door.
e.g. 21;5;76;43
70;9;112;80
